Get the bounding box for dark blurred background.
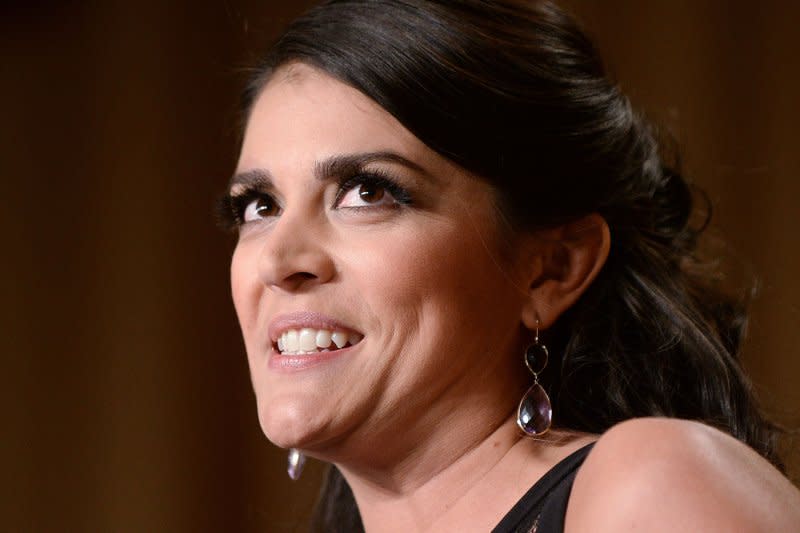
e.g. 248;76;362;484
2;1;798;531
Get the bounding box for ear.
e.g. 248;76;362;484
520;214;610;330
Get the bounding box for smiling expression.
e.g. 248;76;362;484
228;64;532;461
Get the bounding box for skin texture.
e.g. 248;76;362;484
231;63;609;531
229;64;800;531
233;63;536;463
567;418;800;532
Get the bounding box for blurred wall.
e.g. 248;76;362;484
2;1;797;531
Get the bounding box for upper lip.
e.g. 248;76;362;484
268;311;362;343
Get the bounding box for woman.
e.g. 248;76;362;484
218;0;800;531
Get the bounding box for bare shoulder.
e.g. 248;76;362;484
565;417;800;532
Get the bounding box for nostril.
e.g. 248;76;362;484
281;271;319;290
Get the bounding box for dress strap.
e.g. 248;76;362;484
492;442;595;533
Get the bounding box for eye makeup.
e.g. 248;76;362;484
334;169;413;208
215;162;416;231
215;169;277;231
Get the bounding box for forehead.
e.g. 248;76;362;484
236;63;513;254
238;63;423;170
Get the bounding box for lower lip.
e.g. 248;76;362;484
268;344;357;372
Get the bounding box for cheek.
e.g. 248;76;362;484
230;243;260;335
343;220;516;330
336;220;523;417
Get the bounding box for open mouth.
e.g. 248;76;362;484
274;328;363;356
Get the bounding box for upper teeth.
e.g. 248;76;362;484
277;328;363;354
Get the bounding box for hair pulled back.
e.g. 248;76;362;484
243;1;781;530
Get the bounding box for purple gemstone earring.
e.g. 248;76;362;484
516;321;553;436
287;448;306;481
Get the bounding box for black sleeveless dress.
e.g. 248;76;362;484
491;443;595;533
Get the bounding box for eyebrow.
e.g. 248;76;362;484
228;151;431;193
228;168;272;196
314;151;428;181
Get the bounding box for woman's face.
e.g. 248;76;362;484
230;64;531;459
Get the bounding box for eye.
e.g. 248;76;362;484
335;173;411;209
338;183;393;208
243;195;280;221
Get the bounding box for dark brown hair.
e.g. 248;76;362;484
242;1;781;530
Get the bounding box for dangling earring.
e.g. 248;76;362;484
287;448;306;481
516;320;553;436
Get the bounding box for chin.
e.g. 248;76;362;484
256;395;328;450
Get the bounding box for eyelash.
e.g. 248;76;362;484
215;171;413;231
335;171;412;209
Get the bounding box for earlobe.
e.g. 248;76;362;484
520;214;610;330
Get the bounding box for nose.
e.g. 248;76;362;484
257;210;336;292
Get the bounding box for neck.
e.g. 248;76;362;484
338;414;593;533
